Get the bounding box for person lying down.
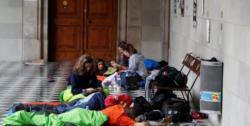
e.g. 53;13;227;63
3;104;149;126
4;93;149;126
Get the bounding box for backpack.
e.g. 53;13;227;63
155;66;187;88
162;98;192;123
150;90;177;110
117;71;139;90
144;59;159;71
134;96;152;112
145;110;164;121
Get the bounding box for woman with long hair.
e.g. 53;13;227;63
120;43;147;79
102;43;147;89
110;41;129;70
68;54;102;95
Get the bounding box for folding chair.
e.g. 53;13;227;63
149;53;201;101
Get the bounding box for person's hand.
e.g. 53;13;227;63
85;88;96;93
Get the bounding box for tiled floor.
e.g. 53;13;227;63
0;62;73;124
0;62;145;124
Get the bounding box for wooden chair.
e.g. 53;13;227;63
150;53;201;101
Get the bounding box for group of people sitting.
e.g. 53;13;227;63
3;42;167;126
68;41;149;96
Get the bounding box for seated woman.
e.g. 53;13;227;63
110;41;129;70
102;43;147;89
122;43;147;79
68;54;102;95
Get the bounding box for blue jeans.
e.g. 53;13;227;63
55;92;105;113
8;92;105;115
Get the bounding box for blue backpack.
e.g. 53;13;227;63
144;59;159;71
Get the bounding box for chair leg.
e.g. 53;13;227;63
148;87;155;102
151;88;156;99
188;91;193;100
181;91;186;101
185;90;194;102
186;91;189;101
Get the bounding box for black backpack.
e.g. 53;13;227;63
162;98;192;123
134;96;152;112
155;66;188;88
150;90;177;110
125;75;139;90
145;110;164;121
118;71;139;90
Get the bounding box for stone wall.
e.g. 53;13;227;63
22;0;41;61
169;0;250;125
119;0;169;60
0;0;23;61
0;0;47;61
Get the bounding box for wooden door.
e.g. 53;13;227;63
49;0;117;61
84;0;117;61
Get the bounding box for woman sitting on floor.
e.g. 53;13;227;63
102;43;147;89
110;41;129;70
68;54;102;95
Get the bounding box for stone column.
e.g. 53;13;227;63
118;0;127;42
42;0;48;61
120;0;169;60
0;0;23;61
126;0;142;52
22;0;42;61
162;0;170;61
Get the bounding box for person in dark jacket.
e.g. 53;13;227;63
68;54;102;95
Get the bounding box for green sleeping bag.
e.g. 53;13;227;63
3;108;107;126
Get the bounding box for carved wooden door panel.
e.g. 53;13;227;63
49;0;117;61
84;0;117;61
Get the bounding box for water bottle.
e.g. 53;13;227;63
113;84;121;93
109;84;113;91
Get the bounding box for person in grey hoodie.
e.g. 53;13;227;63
102;43;147;88
120;43;147;79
